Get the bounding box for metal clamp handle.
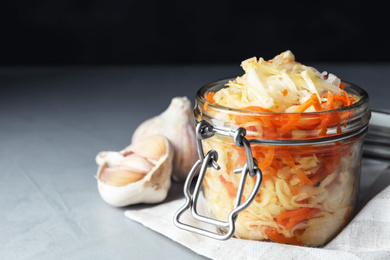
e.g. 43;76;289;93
174;118;369;240
173;120;263;240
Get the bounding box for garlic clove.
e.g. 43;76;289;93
96;135;173;207
131;97;198;182
127;135;168;161
169;126;197;182
100;166;146;186
131;116;163;144
96;151;124;167
118;154;154;173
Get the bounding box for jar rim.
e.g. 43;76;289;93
196;77;369;115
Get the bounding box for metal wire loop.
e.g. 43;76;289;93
233;127;247;147
195;120;220;170
196;120;215;140
206;151;219;169
241;137;256;176
173;148;263;241
173;120;262;240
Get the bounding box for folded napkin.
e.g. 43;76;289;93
125;164;390;260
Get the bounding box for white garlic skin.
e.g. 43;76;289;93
96;135;173;207
131;96;197;182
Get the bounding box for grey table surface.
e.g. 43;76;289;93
1;63;390;260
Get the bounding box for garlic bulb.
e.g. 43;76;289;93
131;96;197;182
96;135;173;207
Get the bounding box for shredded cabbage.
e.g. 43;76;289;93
200;51;362;246
212;50;352;112
202;138;360;246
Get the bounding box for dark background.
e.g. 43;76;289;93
0;0;387;65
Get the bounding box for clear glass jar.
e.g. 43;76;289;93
194;78;370;247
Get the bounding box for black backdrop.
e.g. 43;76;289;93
0;0;387;65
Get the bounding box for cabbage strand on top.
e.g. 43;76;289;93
213;50;353;113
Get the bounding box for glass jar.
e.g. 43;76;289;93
175;78;369;247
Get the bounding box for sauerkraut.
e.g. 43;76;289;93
198;51;363;246
211;50;356;113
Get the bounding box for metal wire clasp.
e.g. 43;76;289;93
173;120;263;240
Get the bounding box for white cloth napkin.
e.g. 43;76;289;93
125;164;390;260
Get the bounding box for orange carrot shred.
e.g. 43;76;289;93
282;89;288;96
288;208;320;224
297;169;313;185
277;207;310;223
291;188;299;195
283;152;296;169
285;208;321;230
324;91;335;110
334;109;342;133
296;98;314;113
341;91;351;106
276;207;321;231
333;91;352;108
309;165;329;185
219;175;237;198
319;91;335;135
264;227;303;246
258;145;275;169
277;93;324;135
268;167;278;177
206;92;215;103
278;114;301;134
311;93;323;111
262;174;271;181
204;101;209;111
